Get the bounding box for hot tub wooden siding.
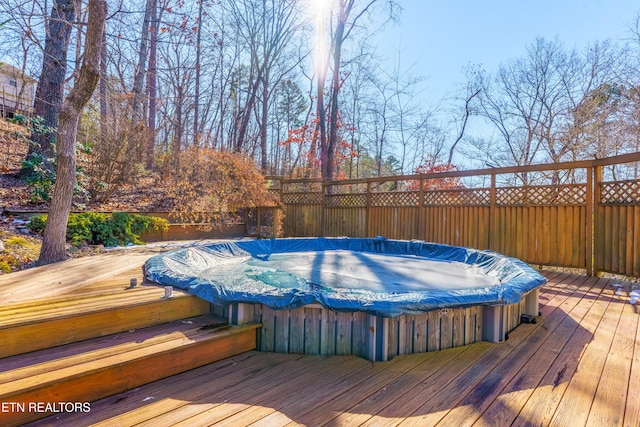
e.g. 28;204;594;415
224;293;533;361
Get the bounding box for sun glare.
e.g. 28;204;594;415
312;0;332;77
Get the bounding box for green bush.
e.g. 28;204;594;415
27;215;47;233
0;261;12;274
67;212;97;246
27;212;169;247
21;153;55;203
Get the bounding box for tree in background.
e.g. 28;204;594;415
315;0;399;180
469;38;623;184
277;111;357;180
38;0;107;265
277;115;321;178
27;0;76;166
271;78;307;175
0;0;638;219
408;156;461;191
224;0;300;169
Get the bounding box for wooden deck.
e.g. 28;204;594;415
22;269;639;427
0;245;170;305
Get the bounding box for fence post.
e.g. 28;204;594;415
366;181;371;237
277;179;284;237
256;207;262;236
592;165;603;275
586;166;594;276
321;182;327;237
418;177;425;240
488;173;497;251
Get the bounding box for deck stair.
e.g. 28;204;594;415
0;281;214;358
0;267;260;426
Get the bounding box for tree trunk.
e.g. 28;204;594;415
326;0;349;181
172;85;184;169
27;0;76;164
193;0;203;146
132;0;152;124
121;0;152;173
38;0;108;266
234;76;261;152
260;75;268;172
99;27;107;150
146;0;158;169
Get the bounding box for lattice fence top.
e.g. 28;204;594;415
371;191;418;207
600;180;640;204
325;193;367;208
423;189;490;206
282;192;323;205
496;185;586;205
278;183;599;207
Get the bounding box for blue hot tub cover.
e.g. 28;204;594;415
144;237;546;317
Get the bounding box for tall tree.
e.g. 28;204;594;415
131;0;153;126
274;78;306;174
27;0;77;164
146;0;159;169
226;0;299;156
473;39;569;184
317;0;397;180
38;0;107;265
192;0;204;146
471;38;619;184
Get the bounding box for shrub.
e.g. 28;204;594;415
66;213;97;246
27;215;47;233
4;236;29;246
28;212;169;247
21;153;55;203
0;259;13;273
169;148;279;229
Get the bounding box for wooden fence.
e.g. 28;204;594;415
268;152;640;278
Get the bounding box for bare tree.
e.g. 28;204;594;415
146;0;158;169
28;0;77;164
473;39;574;184
468;37;624;185
0;0;49;86
38;0;107;265
225;0;300;161
316;0;398;180
447;71;481;165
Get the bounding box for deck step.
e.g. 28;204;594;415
0;314;260;426
0;283;211;358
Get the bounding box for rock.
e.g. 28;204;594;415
0;240;4;252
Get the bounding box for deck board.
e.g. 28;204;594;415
0;249;158;304
478;275;601;426
586;300;636;427
21;269;640;427
288;351;441;426
436;275;602;426
624;298;640;427
136;356;359;427
549;277;618;427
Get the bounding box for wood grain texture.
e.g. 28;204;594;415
2;208;638;427
1;322;259;426
26;271;640;427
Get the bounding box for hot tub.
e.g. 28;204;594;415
145;237;546;360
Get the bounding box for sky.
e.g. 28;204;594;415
376;0;640;107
